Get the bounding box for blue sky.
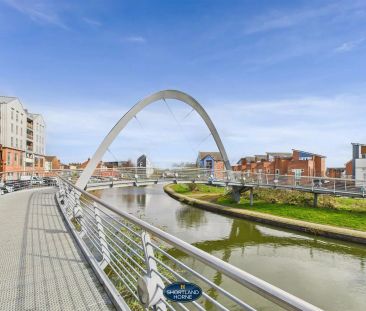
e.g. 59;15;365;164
0;0;365;167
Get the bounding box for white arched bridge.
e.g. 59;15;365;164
2;89;363;311
72;89;364;205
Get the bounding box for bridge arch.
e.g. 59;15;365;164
76;90;231;189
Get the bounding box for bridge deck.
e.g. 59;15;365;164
0;188;115;311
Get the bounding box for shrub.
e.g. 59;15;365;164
242;188;336;208
188;183;198;192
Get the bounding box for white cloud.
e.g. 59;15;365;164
334;38;365;53
122;36;146;44
33;92;366;166
2;0;68;29
82;17;102;27
244;1;366;34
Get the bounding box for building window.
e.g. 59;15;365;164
19;153;23;166
14;152;17;165
11;123;13;133
11;137;13;147
16;112;19;122
11;110;14;120
293;169;302;179
205;160;213;169
16;125;18;135
7;152;11;165
16;138;18;148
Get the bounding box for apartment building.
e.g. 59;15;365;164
0;96;46;178
234;150;326;177
288;150;326;177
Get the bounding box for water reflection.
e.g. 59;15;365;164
175;206;207;228
93;185;366;311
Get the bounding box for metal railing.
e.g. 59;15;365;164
1;167;364;198
227;171;366;197
72;167;366;198
0;170;58;194
57;175;322;311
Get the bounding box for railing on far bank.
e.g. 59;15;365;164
70;167;365;198
1;167;365;198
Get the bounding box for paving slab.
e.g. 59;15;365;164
0;188;115;311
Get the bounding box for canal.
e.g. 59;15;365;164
92;185;366;310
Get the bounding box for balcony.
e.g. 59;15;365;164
27;123;33;130
27;134;33;140
26;146;33;152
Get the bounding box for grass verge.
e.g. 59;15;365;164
170;184;366;232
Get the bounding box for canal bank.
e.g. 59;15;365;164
164;184;366;245
92;184;366;311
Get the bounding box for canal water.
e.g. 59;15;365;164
92;185;366;311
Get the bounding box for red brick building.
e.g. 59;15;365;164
288;150;326;177
1;147;25;179
233;150;326;177
326;168;345;178
345;160;353;177
45;156;62;171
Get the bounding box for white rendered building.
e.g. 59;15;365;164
0;96;46;173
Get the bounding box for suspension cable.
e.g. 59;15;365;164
162;98;197;157
107;148;119;162
181;108;194;121
195;132;212;150
133;115;155;165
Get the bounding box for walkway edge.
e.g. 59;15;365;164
164;184;366;245
54;194;131;311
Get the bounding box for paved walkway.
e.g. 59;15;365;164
0;188;115;311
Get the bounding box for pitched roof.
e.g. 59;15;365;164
198;151;223;161
254;155;267;161
236;156;255;164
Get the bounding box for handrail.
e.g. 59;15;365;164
58;174;322;311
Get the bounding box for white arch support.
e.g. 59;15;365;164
76;90;231;189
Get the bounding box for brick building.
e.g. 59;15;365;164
45;156;62;171
288;150;326;177
326;167;345;178
0;146;24;179
234;149;326;177
345;160;353;177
